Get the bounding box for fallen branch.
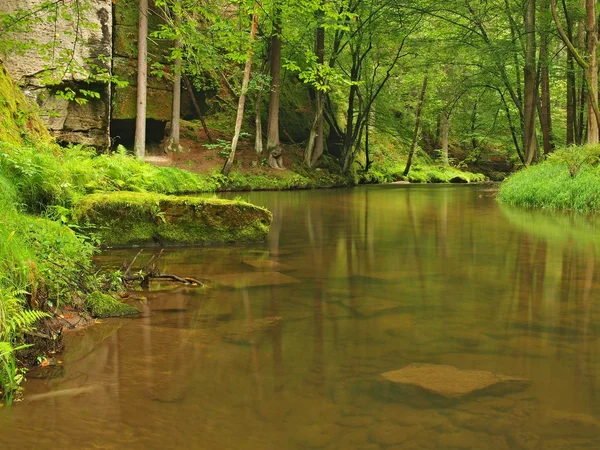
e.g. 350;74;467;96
121;251;204;288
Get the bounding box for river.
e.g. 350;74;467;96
1;185;600;449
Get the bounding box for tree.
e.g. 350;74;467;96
551;0;600;144
403;75;428;176
266;1;284;169
222;2;260;176
134;0;149;159
168;9;182;153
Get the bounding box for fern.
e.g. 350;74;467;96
0;340;30;405
5;309;50;337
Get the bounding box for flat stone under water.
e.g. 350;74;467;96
381;363;531;399
1;185;600;450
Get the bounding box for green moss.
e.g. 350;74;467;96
0;65;51;146
74;192;273;247
86;292;140;318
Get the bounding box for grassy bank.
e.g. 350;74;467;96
498;146;600;212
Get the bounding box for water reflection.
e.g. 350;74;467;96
1;185;600;449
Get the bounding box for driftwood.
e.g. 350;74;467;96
121;250;204;288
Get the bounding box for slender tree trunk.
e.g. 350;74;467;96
183;76;213;143
586;0;599;143
305;9;325;168
441;110;450;165
168;14;182;154
222;5;259;176
403;76;427;177
539;0;554;154
577;0;586;144
524;0;538;165
255;87;263;154
470;101;478;150
567;52;576;144
578;72;586;144
562;0;576;144
267;4;284;169
134;0;148;158
365;109;371;170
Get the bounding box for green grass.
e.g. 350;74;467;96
498;145;600;212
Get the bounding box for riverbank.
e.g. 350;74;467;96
0;61;485;404
497;145;600;213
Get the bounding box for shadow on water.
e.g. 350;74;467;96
2;185;600;449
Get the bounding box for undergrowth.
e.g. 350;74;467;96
498;145;600;212
363;142;486;184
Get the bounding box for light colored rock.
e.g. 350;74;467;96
0;0;112;146
1;0;112;83
381;364;530;399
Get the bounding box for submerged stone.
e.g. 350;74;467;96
85;291;140;318
339;296;401;316
381;363;530;399
222;316;283;345
242;259;292;271
74;192;272;247
204;271;300;289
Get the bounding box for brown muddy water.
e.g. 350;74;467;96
2;184;600;449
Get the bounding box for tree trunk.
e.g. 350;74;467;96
470;101;478;150
562;0;576;144
168;14;182;154
255;87;263;154
403;76;427;177
267;4;284;169
539;0;554;154
305;10;325;168
441;110;450;165
134;0;148;159
586;0;599;143
523;0;538;165
183;76;213;143
222;5;259;176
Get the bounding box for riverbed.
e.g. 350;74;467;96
1;185;599;449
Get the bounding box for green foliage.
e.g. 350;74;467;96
0;341;27;405
0;143;220;214
0;287;48;405
498;146;600;213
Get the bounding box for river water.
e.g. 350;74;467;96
2;185;600;449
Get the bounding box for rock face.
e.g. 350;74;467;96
381;364;530;399
0;0;113;146
0;0;188;147
73;192;273;247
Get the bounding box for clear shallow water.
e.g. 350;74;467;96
2;185;600;449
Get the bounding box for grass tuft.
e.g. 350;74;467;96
498;145;600;212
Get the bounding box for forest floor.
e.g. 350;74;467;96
144;119;497;188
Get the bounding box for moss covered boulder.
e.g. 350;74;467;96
74;192;272;247
86;292;140;318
